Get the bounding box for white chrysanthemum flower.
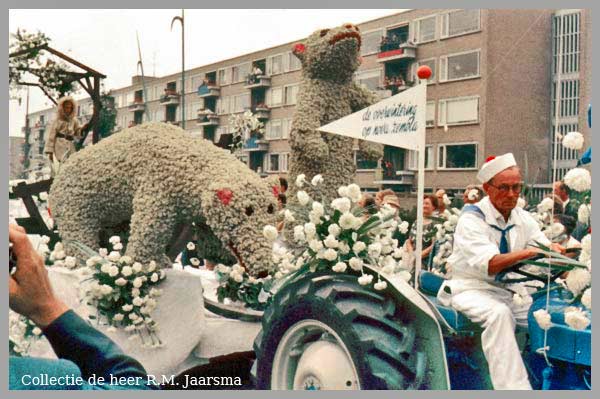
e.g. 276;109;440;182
368;242;382;258
151;273;159;283
332;262;347;273
284;209;295;223
339;212;357;230
581;288;591;309
328;223;341;237
564;307;590;330
122;304;134;312
338;242;350;255
108;266;119;277
297;190;310;205
312;201;324;215
32;327;42;336
323;248;338;261
349;257;363;271
121;266;133;277
113;243;124;251
133;277;143;288
564;168;591;192
566;268;591;296
516;197;527;208
186;242;196;251
295;174;307;187
132;262;143;273
133;296;144;306
293;226;306;242
562;131;584;150
393;247;404;259
190;257;200;266
311;174;324;186
129;313;139;321
120;255;132;264
113;313;124;321
533;309;552;330
374;281;387;291
331;197;352;213
262;225;278;242
99;248;108;257
115;277;127;286
347;184;362;202
398;221;409;234
147;261;157;272
109;235;121;245
64;256;77;269
358;274;373;286
338;185;350;198
323;235;339;249
578;204;591;224
353;241;367;254
537;197;554;212
308;239;323;252
108;251;121;262
131;288;141;297
581;234;591;254
124;325;135;332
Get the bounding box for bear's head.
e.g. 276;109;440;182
292;23;362;81
200;179;279;277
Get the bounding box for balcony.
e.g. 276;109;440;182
197;83;220;98
163;120;181;126
373;170;415;186
197;111;219;127
377;43;417;63
128;100;145;112
243;136;269;152
253;105;270;120
244;75;271;90
160;90;180;105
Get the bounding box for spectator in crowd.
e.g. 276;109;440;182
358;193;379;217
9;224;156;390
381;192;401;216
553;214;581;249
463;184;485;205
278;177;288;194
404;194;439;269
553;180;576;217
435;189;448;214
375;189;396;208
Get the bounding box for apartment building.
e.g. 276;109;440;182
9;136;25;179
22;9;591;195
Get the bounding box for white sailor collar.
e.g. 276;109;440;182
475;196;523;229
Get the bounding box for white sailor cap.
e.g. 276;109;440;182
477;153;517;183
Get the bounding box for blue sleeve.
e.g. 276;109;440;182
42;310;158;390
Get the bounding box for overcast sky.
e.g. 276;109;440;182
8;9;404;137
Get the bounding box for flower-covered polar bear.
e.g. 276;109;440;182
287;23;383;201
49;122;278;275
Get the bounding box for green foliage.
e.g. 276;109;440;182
97;93;117;139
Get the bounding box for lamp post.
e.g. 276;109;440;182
171;9;185;129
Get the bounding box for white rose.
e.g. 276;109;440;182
147;261;157;272
108;266;119;277
132;262;143;273
323;235;339;249
578;204;591;224
109;236;121;245
353;242;367;255
132;288;141;297
133;296;144;306
121;266;133;277
262;225;278;242
311;174;324;186
398;221;409;234
349;257;363;271
308;239;323;252
64;256;77;269
323;248;338;261
133;277;143;288
100;263;111;274
339;213;357;230
533;309;552;330
332;262;347;273
122;304;134;312
337;185;350;198
331;197;351;214
113;313;124;321
358;274;373;286
562;131;584;150
304;223;317;238
374;281;388;291
101;285;113;295
564;307;590;330
338;242;350;255
347;184;362;202
99;248;108;257
295;174;307;187
120;255;132;264
186;242;196;251
108;251;121;262
563;168;591;192
151;273;159;283
129;313;138;321
297;190;310;206
115;277;127;286
232;271;244;283
113;243;123;251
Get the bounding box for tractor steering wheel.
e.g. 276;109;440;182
494;248;581;285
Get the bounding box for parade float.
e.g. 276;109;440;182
9;23;591;390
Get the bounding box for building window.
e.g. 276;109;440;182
553;12;581;75
232;62;251;84
552;79;580;119
266;119;283;139
218;68;230;85
287;51;302;71
267;153;280;172
438;143;477;169
414;15;437;43
267;54;284;75
217;96;231;115
281;118;293;139
426;101;435;127
408;145;433;170
233;93;250;113
284;84;300;105
440;50;480;82
361;29;383;56
354;68;382;91
441;9;481;39
438;96;479;126
268;86;283;107
418;58;436;83
355;150;378;170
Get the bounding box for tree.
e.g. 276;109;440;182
97;92;117;139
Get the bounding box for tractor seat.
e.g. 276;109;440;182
418;271;479;332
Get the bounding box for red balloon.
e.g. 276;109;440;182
417;65;432;80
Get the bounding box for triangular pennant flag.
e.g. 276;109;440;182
319;82;426;150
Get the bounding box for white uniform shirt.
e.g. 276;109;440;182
444;196;551;293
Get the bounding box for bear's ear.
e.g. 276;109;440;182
215;188;234;206
292;42;306;63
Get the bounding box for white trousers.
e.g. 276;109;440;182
449;287;532;390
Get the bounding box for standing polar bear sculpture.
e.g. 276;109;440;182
49;122;278;275
287;23;383;201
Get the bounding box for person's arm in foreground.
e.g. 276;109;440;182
9;224;156;390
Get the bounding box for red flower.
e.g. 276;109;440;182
216;188;234;205
485;156;496;163
272;185;280;197
293;43;306;54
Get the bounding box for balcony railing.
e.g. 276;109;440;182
244;74;271;89
373;170;415;185
243;135;269;152
252;105;270;120
197;83;220;98
128;100;145;112
197;112;219;126
160;90;180;105
163;120;180;126
377;42;417;63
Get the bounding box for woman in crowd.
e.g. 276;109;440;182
404;194;439;269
